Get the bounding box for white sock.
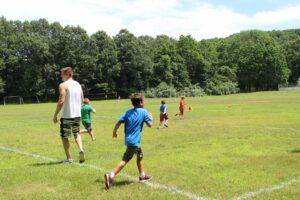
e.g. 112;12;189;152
110;172;115;178
140;171;145;177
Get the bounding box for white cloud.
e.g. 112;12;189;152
0;0;300;39
252;5;300;25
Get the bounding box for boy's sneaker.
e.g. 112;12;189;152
92;137;96;141
79;151;85;163
104;173;113;189
164;123;168;127
63;159;73;164
139;175;152;182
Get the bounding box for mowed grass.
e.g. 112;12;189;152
1;91;300;200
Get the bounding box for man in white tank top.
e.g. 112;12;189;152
53;67;85;164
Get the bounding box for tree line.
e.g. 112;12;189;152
0;17;299;101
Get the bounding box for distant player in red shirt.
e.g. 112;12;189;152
175;96;186;120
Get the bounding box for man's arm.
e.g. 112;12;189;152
53;83;66;123
81;90;84;105
113;121;122;138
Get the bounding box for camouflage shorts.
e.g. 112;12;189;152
60;117;81;138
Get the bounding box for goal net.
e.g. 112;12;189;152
85;92;118;101
3;96;40;105
3;96;24;105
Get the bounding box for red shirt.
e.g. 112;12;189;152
179;100;185;110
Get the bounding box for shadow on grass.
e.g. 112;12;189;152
30;161;64;166
95;178;134;190
290;149;300;154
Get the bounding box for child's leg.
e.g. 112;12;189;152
180;110;184;119
107;147;134;179
136;150;152;181
136;153;144;175
158;114;163;128
164;114;169;127
105;160;127;189
164;119;169;125
111;161;127;177
88;130;96;140
80;129;88;133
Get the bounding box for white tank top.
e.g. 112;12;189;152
61;80;82;118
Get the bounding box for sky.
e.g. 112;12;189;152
1;0;300;40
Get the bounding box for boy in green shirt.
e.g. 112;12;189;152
80;98;96;141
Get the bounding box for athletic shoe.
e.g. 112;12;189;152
164;123;168;127
104;173;113;189
79;151;85;163
92;137;96;141
139;175;152;182
63;159;73;164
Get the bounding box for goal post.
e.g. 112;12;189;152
3;96;24;105
3;95;40;105
84;92;118;101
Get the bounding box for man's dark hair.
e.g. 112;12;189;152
161;100;166;104
130;93;144;107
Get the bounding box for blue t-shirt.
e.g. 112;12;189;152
119;108;152;147
160;104;167;113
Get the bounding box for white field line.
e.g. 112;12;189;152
231;176;300;200
0;145;213;200
225;125;298;132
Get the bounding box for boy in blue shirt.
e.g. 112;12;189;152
158;100;169;129
104;93;153;189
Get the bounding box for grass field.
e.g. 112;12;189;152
1;91;300;200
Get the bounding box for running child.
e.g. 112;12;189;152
104;93;153;189
80;98;96;141
178;96;185;120
158;100;169;128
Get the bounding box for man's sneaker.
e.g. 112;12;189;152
164;123;168;127
79;151;85;163
63;159;73;164
104;173;113;189
139;175;152;182
92;137;96;141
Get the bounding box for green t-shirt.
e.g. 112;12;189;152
81;104;94;125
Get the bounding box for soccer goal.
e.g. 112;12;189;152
3;96;24;105
85;92;118;101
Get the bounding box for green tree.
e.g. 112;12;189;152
114;29;153;95
227;30;290;91
91;31;120;93
152;35;189;89
285;37;300;84
177;35;208;86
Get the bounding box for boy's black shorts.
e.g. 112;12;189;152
83;123;92;132
122;146;143;162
